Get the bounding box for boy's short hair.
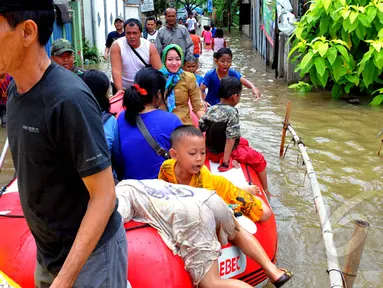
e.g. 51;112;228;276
184;55;198;64
170;125;203;147
219;76;242;100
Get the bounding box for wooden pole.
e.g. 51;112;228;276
279;101;292;157
0;138;9;172
287;124;344;287
343;220;370;288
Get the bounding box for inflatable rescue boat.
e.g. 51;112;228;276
0;160;277;287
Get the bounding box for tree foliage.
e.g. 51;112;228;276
289;0;383;105
178;0;204;14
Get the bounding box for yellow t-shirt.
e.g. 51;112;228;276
158;159;263;222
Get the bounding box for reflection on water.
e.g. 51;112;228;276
1;31;382;287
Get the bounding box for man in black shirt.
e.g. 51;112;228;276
104;16;125;60
0;1;127;287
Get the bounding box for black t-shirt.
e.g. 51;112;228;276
7;63;121;274
105;30;125;48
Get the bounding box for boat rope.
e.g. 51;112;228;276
282;137;294;159
125;223;150;232
327;268;350;288
0;214;24;218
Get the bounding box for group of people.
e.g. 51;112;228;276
0;1;292;287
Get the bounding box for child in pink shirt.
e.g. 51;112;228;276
202;26;212;48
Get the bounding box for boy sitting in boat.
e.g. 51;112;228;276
116;179;292;288
158;125;272;223
199;76;271;198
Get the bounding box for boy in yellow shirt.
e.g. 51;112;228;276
158;125;271;223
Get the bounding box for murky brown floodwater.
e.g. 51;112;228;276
1;31;381;287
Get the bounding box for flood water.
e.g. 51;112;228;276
1;31;382;287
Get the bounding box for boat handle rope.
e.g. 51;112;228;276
125;223;150;232
0;214;24;218
326;268;354;288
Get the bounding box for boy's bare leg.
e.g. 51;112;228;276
257;169;271;198
228;226;284;282
199;260;253;288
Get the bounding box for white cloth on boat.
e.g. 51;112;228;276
116;179;237;286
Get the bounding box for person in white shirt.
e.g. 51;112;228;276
143;16;159;44
185;13;197;32
111;18;162;91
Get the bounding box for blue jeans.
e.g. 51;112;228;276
35;223;128;288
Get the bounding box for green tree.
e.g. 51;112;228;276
178;0;204;14
289;0;383;105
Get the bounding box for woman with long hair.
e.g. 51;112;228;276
118;67;182;180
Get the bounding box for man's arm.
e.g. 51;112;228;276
183;28;195;59
110;42;123;91
104;47;110;60
155;30;164;57
104;33;113;60
149;43;162;70
51;167;116;287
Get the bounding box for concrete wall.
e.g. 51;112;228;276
242;25;250;38
81;0;141;52
82;0;95;45
54;0;71;4
117;0;125;18
125;5;140;21
105;0;118;41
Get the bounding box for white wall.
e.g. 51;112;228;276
106;0;118;38
125;5;140;20
82;0;95;45
82;0;140;52
117;0;125;19
93;0;107;52
242;25;250;38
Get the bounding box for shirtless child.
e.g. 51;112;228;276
116;179;292;288
159;125;272;223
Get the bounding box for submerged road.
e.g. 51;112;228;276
0;30;381;287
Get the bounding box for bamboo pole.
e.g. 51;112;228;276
343;220;370;288
286;124;344;288
0;138;9;172
280;101;292;157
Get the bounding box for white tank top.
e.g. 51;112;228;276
117;37;151;89
213;38;225;52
